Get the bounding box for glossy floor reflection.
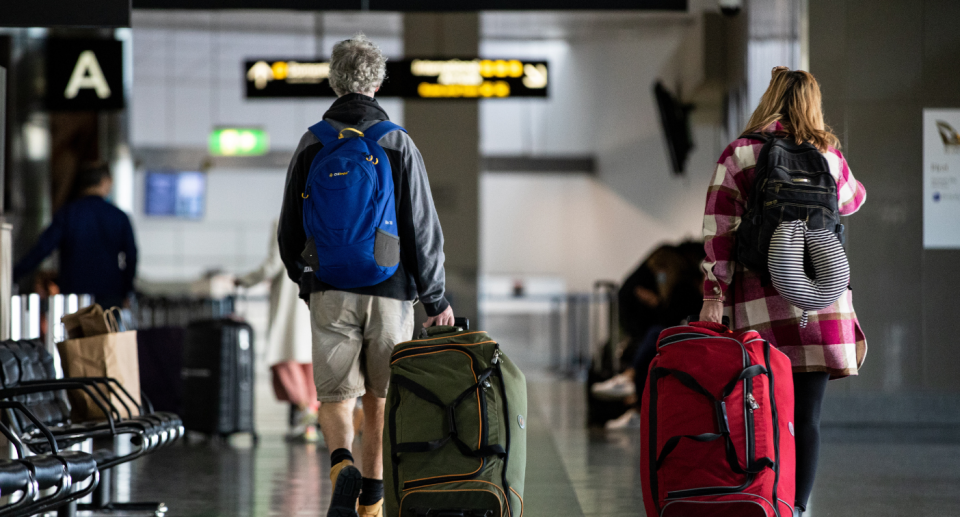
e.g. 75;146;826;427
116;376;960;516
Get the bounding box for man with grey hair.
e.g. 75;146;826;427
278;33;454;517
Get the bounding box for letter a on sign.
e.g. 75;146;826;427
64;50;112;100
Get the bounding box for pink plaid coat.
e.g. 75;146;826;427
701;126;868;378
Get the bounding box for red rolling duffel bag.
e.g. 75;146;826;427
640;321;796;517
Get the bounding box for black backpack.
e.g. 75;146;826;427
736;133;845;274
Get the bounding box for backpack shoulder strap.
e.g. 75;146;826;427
308;120;341;146
363;120;407;143
742;132;771;143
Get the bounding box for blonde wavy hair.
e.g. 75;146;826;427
743;66;839;152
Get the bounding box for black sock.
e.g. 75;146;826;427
330;448;354;467
359;478;384;505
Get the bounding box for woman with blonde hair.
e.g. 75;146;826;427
237;220;320;441
699;67;867;516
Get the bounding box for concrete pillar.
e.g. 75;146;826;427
403;14;480;325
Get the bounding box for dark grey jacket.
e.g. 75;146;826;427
277;94;449;317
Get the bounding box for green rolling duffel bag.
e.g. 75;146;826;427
384;323;527;517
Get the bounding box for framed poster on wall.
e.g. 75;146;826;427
923;109;960;248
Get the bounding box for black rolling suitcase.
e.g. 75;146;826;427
182;319;258;442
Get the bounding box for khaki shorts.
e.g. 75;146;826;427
310;291;414;402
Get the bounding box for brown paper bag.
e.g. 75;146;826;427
61;304;105;339
60;303;122;339
57;330;141;422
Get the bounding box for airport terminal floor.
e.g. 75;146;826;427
117;359;960;516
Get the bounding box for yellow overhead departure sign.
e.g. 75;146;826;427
245;58;548;99
247;60;330;90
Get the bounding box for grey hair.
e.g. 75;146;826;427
328;33;387;97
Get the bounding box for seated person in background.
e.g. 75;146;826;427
14;162;138;309
617;257;660;361
593;241;705;429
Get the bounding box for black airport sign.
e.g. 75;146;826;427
46;39;125;111
245;58;548;99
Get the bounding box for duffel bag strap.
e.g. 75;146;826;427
654;431;754;475
721;364;769;398
656;432;723;469
651;366;774;475
652;367;716;401
390;369;504;460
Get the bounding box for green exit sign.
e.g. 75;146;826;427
209;127;269;156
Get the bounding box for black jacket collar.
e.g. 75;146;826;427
323;93;390;126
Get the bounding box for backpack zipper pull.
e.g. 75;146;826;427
491;348;501;365
747;393;760;411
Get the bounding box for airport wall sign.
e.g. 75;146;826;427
46;39;125;111
209;127;270;156
244;58;549;99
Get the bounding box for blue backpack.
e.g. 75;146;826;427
301;120;406;289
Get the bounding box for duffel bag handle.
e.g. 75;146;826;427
689;320;730;332
685;315;731;332
418;319;468;339
418;325;460;339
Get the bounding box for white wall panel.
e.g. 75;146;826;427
170;85;211;147
130;84;168;147
134;228;179;259
481;173;690;292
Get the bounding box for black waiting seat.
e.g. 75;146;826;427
0;339;181;516
1;341;183;455
0;459;35;514
0;400;100;517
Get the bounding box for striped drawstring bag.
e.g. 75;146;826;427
768;220;850;327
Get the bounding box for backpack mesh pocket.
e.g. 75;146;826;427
374;229;400;268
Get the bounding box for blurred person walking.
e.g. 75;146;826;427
14;162;137;309
278;34;453;517
699;67;867;517
236;220;319;442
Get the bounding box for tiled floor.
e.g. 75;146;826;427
114;374;960;516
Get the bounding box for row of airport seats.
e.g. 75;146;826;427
0;339;183;516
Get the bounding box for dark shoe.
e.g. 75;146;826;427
328;460;362;517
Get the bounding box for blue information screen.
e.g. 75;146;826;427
145;171;206;219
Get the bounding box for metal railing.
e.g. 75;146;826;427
480;282;619;378
134;295;235;330
9;293;96;378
